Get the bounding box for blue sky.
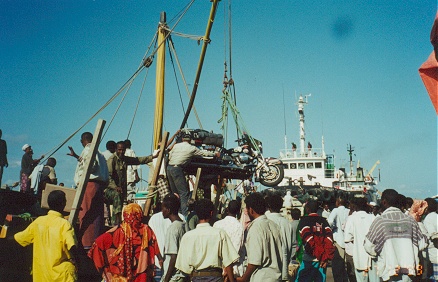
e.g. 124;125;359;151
1;1;437;199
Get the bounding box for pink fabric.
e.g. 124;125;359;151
409;200;428;222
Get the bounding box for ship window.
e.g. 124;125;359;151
291;163;297;169
307;163;314;169
315;162;322;168
298;163;305;169
283;164;289;169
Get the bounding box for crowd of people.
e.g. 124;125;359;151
1;129;437;282
11;185;438;282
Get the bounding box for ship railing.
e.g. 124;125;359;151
280;148;325;158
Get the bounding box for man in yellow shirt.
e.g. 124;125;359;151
15;190;78;281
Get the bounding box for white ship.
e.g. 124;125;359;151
276;95;380;203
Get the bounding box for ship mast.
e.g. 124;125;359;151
347;144;354;176
153;12;169;149
297;95;309;156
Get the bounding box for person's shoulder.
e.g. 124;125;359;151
149;212;164;224
213;218;224;228
171;220;186;230
106;153;115;161
425;212;438;221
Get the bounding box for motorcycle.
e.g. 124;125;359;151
183;130;284;187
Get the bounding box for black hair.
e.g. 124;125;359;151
46;157;56;167
227;200;241;215
194;199;214;220
406;197;414;208
337;196;347;206
305;199;319;214
106;140;116;150
162;194;181;215
381;189;399;207
397;194;407;210
124;139;132;148
244;192;267;215
81;132;93;143
291;208;301;220
116;141;125;147
354;197;368;211
48;190;66;212
266;194;283;213
425;198;437;213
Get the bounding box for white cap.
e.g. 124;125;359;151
22;144;30;151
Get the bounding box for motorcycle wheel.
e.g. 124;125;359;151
259;163;284;187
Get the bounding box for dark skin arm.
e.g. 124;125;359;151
236;264;258;282
67;146;79;160
163;254;177;282
156;253;164;269
224;264;235;282
33;155;44;165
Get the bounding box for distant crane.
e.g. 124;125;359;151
365;160;380;182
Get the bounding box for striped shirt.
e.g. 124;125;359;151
366;207;424;254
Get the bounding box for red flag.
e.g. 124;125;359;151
419;12;438;115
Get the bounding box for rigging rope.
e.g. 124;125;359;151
42;65;146;162
41;0;197;162
162;27;203;41
126;33;161;139
127;66;152;139
168;37;203;129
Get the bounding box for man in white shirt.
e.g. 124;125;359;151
283;191;293;209
422;198;438;281
344;197;378;282
321;204;331;219
102;140;116;160
328;196;349;282
67;131;109;249
266;193;293;281
213;200;244;277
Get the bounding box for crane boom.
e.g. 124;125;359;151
366;160;380;177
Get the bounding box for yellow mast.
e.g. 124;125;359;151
153;12;168;149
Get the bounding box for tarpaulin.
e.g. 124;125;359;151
419;11;438;115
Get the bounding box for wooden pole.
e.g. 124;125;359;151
179;0;220;129
191;168;202;200
68;119;106;225
143;131;169;217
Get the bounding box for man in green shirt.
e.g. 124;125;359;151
105;141;158;225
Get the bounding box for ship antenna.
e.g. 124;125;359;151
282;85;287;151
